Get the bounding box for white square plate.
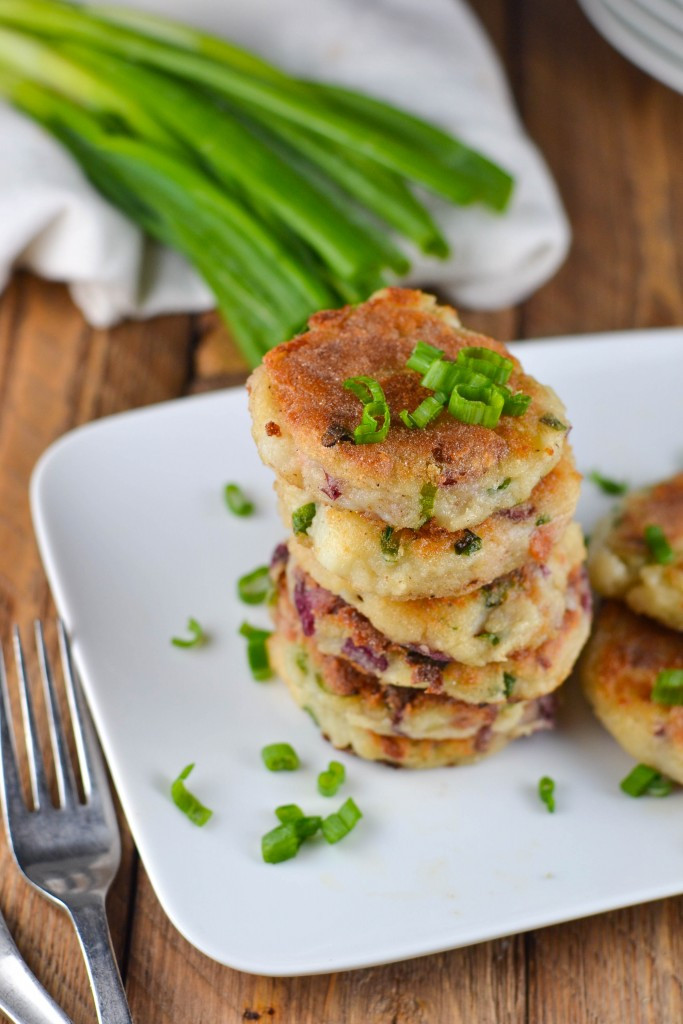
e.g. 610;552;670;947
31;328;683;976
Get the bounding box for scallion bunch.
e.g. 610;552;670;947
0;0;514;365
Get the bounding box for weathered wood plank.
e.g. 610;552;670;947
0;273;193;1024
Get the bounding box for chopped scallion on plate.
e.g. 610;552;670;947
620;763;673;798
237;565;271;604
261;742;300;771
224;482;254;516
588;470;628;496
171;617;206;648
170;763;213;826
538;776;555;813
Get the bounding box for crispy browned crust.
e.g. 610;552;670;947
608;472;683;556
580;601;683;782
257;288;565;487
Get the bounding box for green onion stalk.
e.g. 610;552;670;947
0;0;514;366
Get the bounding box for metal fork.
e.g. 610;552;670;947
0;621;133;1024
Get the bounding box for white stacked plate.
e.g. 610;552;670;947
579;0;683;94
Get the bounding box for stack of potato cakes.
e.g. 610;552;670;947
248;289;591;768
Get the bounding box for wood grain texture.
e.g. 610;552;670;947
1;0;683;1021
0;273;193;1023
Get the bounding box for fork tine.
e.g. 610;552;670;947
57;620;109;809
0;646;27;824
12;626;51;811
35;621;79;808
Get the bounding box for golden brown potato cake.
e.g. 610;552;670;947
289;522;585;666
580;601;683;784
276;447;580;600
588;472;683;631
249;288;569;532
268;627;556;770
273;557;591;704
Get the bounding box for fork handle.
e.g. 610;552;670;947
0;913;72;1024
67;897;133;1024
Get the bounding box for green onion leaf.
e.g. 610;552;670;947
536;514;551;526
275;804;304;823
171;617;206;648
318;760;346;797
456;346;513;386
406;340;444;375
477;632;500;646
261;742;300;771
321;797;362;843
399;391;447;430
588;471;628;496
237;565;271;604
644;524;674;565
294;815;323;840
503;672;516;698
380;525;401;562
500;390;532;417
344;376;390;444
292;502;316;535
497;477;512;491
224;482;254;516
261;823;300;863
170;763;213;826
539;414;567;432
620;763;673;797
240;622;273;680
419;482;437;525
454;529;482;556
652;669;683;705
448;383;504;428
538;776;555;813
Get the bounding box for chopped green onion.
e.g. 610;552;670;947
275;804;304;823
261;742;300;771
240;622;273;680
448;383;504;428
294;815;323;840
399;391;447;429
538;776;555;813
237;565;271;604
292;502;316;535
295;648;309;673
497;477;512;491
536;514;551;526
539;414;567;431
224;482;254;516
503;672;516;698
318;760;346;797
478;632;500;646
588;471;628;496
171;617;206;648
344;376;390;444
406;340;444;375
454;529;482;556
499;390;532;417
321;797;363;844
456;346;513;386
644;524;674;565
620;763;673;797
652;669;683;705
380;525;401;562
419;482;437;525
261;823;300;863
170;763;213;826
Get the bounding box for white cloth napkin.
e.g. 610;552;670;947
0;0;571;326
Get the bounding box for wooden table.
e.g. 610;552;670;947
1;1;683;1021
